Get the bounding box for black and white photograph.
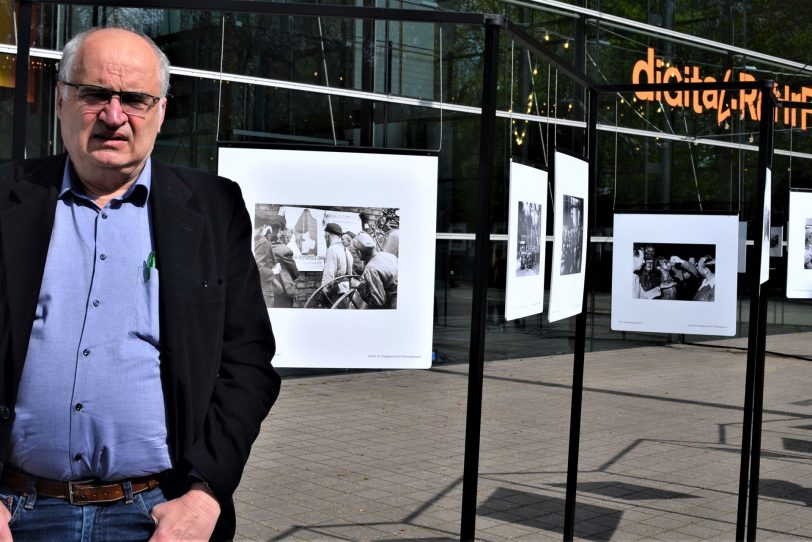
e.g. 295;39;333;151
611;213;739;336
560;195;584;275
786;192;812;298
219;147;438;369
769;226;784;258
630;242;716;302
516;201;542;277
253;204;398;311
505;161;548;321
548;152;590;323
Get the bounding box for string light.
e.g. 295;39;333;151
513;62;542;146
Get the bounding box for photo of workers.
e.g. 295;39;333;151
253;204;399;310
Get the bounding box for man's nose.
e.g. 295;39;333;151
97;95;128;126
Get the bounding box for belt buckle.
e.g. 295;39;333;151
67;479;95;506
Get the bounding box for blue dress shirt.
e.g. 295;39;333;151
9;158;172;481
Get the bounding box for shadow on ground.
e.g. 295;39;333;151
478;487;623;541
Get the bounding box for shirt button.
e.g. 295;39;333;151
82;349;91;357
99;254;107;261
0;405;10;420
101;212;108;219
92;300;100;307
75;403;83;411
74;453;83;461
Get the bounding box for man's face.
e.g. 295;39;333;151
633;249;644;271
56;29;167;184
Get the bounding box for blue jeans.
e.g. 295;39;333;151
2;481;167;542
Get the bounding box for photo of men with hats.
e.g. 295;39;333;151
251;204;400;309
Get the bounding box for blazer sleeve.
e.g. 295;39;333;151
183;181;281;498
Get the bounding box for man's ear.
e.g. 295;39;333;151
55;83;64;119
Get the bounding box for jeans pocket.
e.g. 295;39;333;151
134;487;167;523
0;492;22;527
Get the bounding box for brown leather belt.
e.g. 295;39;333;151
0;469;162;505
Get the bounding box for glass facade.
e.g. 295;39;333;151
3;0;811;365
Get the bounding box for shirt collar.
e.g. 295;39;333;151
59;157;152;207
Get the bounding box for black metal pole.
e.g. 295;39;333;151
459;17;501;541
12;0;33;161
735;80;774;541
562;88;598;542
735;291;758;541
746;282;770;541
746;82;775;542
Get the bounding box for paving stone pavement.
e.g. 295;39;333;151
234;331;812;541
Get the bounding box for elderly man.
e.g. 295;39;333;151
0;27;280;541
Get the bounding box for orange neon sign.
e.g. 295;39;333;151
631;48;812;130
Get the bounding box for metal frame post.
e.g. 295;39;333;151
735;80;775;542
459;16;502;541
563;87;598;541
745;80;775;542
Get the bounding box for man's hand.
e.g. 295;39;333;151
148;484;220;542
0;503;12;542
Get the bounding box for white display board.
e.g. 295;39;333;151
760;169;772;284
219;147;438;369
505;161;547;321
548;152;589;323
611;213;739;336
786;191;812;298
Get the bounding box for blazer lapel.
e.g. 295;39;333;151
149;160;204;351
0;157;63;368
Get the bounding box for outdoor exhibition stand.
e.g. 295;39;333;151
9;1;782;540
597;79;776;542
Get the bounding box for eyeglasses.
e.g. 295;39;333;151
61;81;161;116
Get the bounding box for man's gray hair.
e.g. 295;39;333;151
58;26;171;97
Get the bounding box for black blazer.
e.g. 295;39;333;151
0;155;281;540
